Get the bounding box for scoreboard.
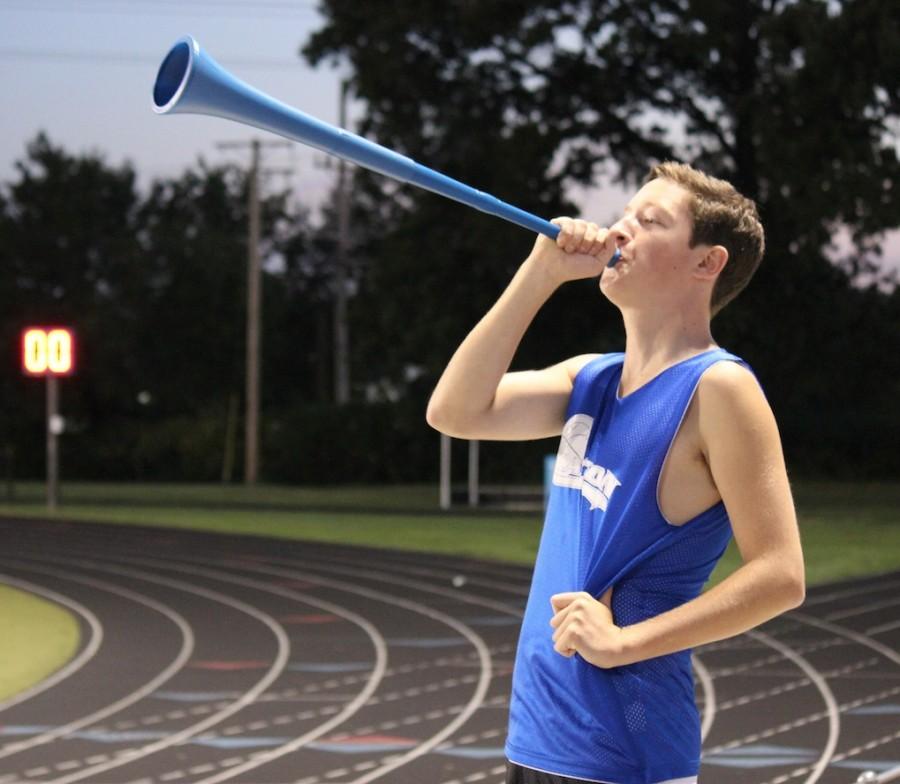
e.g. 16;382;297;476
22;328;75;376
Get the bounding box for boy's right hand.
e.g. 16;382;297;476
525;217;617;286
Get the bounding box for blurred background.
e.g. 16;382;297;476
0;1;897;534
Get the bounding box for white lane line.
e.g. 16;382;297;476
715;656;879;712
256;552;734;781
121;557;388;784
800;577;900;608
692;653;716;742
215;557;493;784
438;764;508;784
746;629;840;784
706;683;900;760
867;617;900;635
758;724;900;784
27;557;290;784
706;637;846;677
825;595;900;621
789;610;900;667
263;553;525;618
271;545;531;582
714;600;900;784
0;572;103;717
281;549;531;597
104;644;513;737
0;561;193;760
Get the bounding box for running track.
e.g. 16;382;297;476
0;517;897;784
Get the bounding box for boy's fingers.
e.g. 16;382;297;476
550;592;579;613
581;222;598;253
592;228;612;256
553;217;573;248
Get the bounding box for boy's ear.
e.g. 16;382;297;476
695;245;728;280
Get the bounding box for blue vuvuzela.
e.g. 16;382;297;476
153;36;620;266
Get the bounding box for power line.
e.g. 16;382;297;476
0;0;320;9
27;0;314;5
0;0;320;18
0;48;307;70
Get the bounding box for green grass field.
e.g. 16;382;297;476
1;479;897;586
0;479;896;703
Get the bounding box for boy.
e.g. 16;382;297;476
426;162;805;784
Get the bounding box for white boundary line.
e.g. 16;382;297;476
29;557;291;784
789;611;900;667
825;595;900;622
120;555;389;784
0;572;103;717
254;552;724;772
0;560;193;760
691;653;716;742
210;556;493;784
800;578;900;608
267;548;532;597
746;629;840;784
9;532;898;784
867;617;900;635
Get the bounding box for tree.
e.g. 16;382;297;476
0;134;144;475
303;0;900;476
0;135;315;480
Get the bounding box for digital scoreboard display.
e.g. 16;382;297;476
22;328;75;376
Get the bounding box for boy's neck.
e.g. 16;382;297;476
619;303;717;380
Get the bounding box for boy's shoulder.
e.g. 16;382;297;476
695;358;773;448
699;357;760;395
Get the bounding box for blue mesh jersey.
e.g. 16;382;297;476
505;348;753;784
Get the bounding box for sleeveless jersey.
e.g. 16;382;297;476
505;348;752;784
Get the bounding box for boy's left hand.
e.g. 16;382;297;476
550;587;626;669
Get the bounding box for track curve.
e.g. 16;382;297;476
0;516;896;784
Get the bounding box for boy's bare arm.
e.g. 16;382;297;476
426;219;615;441
550;362;805;667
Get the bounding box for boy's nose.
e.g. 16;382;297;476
608;222;632;247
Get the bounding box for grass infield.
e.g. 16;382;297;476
0;585;80;703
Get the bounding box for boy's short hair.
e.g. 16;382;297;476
644;161;765;316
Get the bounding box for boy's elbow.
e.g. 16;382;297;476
781;563;806;609
425;398;479;439
425;395;447;430
788;572;806;608
425;398;458;436
425;406;444;433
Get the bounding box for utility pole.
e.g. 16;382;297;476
334;79;352;404
246;139;262;485
217;138;291;485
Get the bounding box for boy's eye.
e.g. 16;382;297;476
639;215;656;225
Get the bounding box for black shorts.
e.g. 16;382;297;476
505;761;598;784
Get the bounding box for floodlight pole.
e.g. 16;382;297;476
46;375;59;510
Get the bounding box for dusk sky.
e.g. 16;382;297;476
0;0;347;211
1;1;896;280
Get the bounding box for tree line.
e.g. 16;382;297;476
1;0;898;483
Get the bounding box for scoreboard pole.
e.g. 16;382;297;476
46;374;59;510
22;327;74;511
